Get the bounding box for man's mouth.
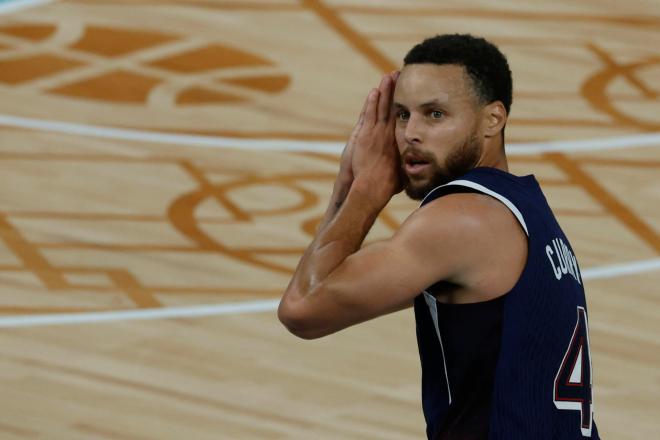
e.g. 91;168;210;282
403;155;431;177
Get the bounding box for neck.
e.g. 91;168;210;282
490;152;509;172
476;141;509;173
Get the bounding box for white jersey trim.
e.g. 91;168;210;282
423;291;452;405
421;179;529;237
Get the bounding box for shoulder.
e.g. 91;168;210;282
394;191;527;287
400;191;516;239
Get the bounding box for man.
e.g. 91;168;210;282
278;34;598;439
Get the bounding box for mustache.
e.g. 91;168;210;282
400;146;437;164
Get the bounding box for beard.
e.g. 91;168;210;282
402;133;483;200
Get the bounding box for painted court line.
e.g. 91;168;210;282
1;114;659;155
0;0;54;14
0;299;281;328
0;114;344;154
581;257;660;281
0;258;658;328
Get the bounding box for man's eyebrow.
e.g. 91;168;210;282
393;99;447;109
419;99;446;108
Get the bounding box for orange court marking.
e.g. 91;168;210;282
106;270;161;308
335;5;660;28
0;214;68;288
302;0;396;73
546;152;660;254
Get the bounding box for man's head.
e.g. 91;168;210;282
393;34;513;200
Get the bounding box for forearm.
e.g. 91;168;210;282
316;175;353;233
285;179;387;301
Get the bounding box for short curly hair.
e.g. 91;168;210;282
404;34;513;114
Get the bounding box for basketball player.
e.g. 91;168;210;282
278;34;599;439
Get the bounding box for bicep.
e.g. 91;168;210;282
291;216;462;337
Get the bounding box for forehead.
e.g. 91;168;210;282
393;63;474;105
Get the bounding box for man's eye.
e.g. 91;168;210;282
431;110;443;119
397;111;410;121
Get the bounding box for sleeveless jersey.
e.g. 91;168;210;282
414;167;599;439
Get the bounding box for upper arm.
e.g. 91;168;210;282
279;194;482;338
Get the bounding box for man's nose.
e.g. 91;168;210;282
404;115;423;145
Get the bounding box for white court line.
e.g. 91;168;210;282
0;258;658;328
1;114;659;155
581;257;660;281
0;114;344;154
0;299;280;328
0;0;54;14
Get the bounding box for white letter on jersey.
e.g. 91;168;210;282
546;238;582;285
554;239;568;275
546;245;562;280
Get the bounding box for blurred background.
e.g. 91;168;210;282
0;0;658;438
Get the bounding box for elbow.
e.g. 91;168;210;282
277;298;327;340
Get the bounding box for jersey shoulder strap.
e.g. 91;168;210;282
419;167;541;238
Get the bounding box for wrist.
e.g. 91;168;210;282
350;176;392;211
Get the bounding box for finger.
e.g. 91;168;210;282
377;75;393;122
377;73;389;91
347;89;372;145
363;88;379;127
388;71;400;124
356;88;371;127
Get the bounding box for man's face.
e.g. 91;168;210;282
393;64;484;200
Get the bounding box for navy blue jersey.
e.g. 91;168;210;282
415;167;599;439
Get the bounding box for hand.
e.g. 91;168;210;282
337;86;370;187
351;72;402;204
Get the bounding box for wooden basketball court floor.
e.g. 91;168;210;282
0;0;658;438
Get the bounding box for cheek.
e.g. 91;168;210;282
428;123;465;150
425;128;459;163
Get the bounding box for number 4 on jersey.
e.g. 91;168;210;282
553;306;594;437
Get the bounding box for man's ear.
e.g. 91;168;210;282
483;101;507;138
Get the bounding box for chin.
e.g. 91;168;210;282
404;171;457;200
404;180;435;201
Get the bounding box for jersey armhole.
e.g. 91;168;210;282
421;180;529;237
